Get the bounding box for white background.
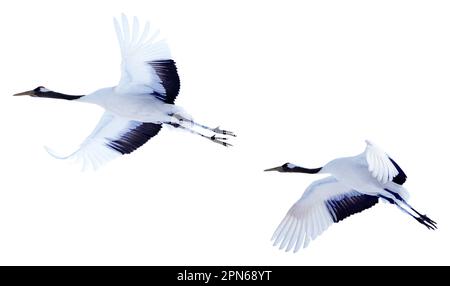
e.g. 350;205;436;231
0;0;448;265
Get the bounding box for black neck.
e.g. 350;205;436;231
37;91;84;100
283;165;322;174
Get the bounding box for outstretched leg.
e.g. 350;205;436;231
379;194;437;230
401;201;437;227
384;189;437;228
165;122;232;147
172;114;236;137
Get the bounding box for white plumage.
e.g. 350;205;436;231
113;15;170;96
266;140;436;253
15;14;235;169
45;111;144;170
365;140;399;184
272;177;340;252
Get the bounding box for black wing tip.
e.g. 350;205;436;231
107;122;162;155
326;194;379;223
149;60;180;104
389;157;407;185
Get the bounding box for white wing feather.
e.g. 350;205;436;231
45;112;136;170
364;140;399;184
114;14;171;95
272;177;350;252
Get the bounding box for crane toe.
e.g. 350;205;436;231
213;126;236;137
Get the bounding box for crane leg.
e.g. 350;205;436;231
384;189;437;226
171;114;236;137
379;194;437;230
401;201;437;226
165;122;232;147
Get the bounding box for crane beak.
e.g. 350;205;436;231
264;165;283;172
13;89;34;96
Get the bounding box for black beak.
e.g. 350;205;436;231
264;165;284;172
13;89;34;96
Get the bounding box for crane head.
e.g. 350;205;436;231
264;163;292;172
14;86;52;97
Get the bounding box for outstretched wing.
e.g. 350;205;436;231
114;14;180;104
364;140;407;184
46;112;162;169
272;177;378;252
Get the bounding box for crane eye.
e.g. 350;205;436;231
36;86;50;93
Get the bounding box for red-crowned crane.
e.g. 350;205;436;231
265;140;436;252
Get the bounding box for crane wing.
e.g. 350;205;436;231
364;140;407;184
46;112;162;169
272;177;378;252
114;14;180;104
